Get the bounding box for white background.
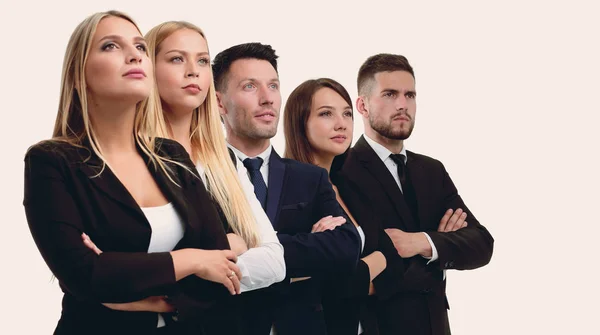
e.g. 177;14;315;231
1;0;598;333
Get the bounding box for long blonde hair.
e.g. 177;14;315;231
52;10;177;181
144;21;260;247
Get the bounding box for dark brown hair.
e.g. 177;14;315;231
212;42;278;92
284;78;353;166
357;53;415;95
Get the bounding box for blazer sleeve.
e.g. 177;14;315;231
277;169;361;278
425;162;495;271
23;145;177;303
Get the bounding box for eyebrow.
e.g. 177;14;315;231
317;105;351;110
164;49;209;56
98;35;146;44
381;88;417;95
238;78;280;84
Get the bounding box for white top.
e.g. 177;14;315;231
196;160;286;293
362;135;441;267
140;202;185;328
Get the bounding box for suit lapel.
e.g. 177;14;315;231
77;147;147;224
266;149;286;226
353;136;419;231
147;157;194;235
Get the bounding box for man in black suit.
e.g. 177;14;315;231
212;43;361;335
336;53;494;335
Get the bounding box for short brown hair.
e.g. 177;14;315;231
357;53;415;95
284;78;352;165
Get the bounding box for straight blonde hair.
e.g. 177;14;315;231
144;21;260;247
52;10;178;182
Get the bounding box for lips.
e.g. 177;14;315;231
391;113;410;121
183;84;200;90
255;110;276;118
331;135;348;143
123;68;146;78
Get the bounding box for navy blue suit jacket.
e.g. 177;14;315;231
237;149;361;335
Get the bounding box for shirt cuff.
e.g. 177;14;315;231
235;257;253;289
422;232;438;264
356;226;366;253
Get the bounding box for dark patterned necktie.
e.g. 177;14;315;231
243;157;268;209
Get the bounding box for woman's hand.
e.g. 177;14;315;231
194;249;243;295
102;295;175;312
82;233;102;255
227;233;248;255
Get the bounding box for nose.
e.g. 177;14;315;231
258;85;275;106
334;114;348;131
396;95;408;111
186;63;199;78
126;46;143;64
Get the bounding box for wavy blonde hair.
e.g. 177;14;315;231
144;21;260;247
52;10;178;182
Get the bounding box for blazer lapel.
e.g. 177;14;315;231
353;136;419;231
146;156;193;235
266;149;286;226
77;147;147;224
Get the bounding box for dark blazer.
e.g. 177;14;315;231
236;149;361;335
321;175;405;335
23;138;240;335
336;136;494;335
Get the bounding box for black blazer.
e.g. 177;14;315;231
336;136;494;335
321;174;405;335
23;138;239;335
236;149;361;335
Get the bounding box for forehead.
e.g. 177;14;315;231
312;87;350;108
372;71;415;91
228;58;278;81
93;16;141;42
159;28;208;53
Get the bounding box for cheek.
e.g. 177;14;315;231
199;67;212;91
85;57;116;91
155;66;179;102
306;120;326;148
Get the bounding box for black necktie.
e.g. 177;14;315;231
389;153;420;227
243;157;268;209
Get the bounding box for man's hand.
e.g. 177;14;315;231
438;208;467;232
384;228;432;258
311;215;346;233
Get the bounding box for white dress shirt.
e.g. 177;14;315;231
141;202;185;328
362;135;440;265
196;160;286;293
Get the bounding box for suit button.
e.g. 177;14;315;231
421;289;431;294
445;261;454;268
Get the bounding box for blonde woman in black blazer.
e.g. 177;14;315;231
23;11;241;335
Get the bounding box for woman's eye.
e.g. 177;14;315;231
102;43;117;51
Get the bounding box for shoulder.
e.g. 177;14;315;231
280;157;328;180
24;139;90;166
407;150;445;170
154;137;190;160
